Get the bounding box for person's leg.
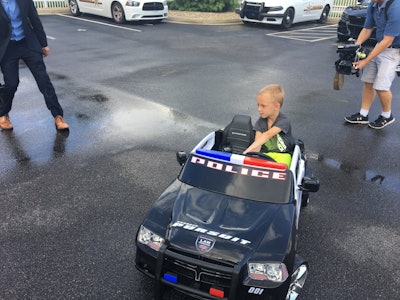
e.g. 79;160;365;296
21;45;69;130
21;46;64;117
368;49;398;129
344;58;377;124
0;43;23;130
0;43;21;117
361;82;376;111
376;90;392;112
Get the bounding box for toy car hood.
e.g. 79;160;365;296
166;183;295;264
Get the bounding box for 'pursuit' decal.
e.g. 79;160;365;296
172;221;251;245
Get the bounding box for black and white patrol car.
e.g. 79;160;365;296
135;115;320;300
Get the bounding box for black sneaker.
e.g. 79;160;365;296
368;114;395;129
344;112;369;124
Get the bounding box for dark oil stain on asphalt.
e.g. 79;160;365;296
126;64;192;80
76;113;90;120
48;73;68;80
312;153;400;193
79;94;109;103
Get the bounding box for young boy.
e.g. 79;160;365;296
243;84;295;167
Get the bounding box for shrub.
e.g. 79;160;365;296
169;0;238;12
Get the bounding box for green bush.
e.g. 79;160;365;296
169;0;238;12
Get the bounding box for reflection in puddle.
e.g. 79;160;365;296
0;129;70;173
308;151;400;193
53;131;70;158
1;131;31;166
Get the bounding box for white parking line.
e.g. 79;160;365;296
56;14;142;33
266;24;337;42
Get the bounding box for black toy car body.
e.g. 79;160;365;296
135;115;320;300
337;0;376;43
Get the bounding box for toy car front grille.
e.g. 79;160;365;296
143;2;164;11
157;247;237;297
167;258;233;287
170;247;235;268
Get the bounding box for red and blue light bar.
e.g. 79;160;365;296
163;273;225;299
195;149;287;170
163;273;177;284
210;287;225;298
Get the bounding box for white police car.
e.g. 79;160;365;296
68;0;168;24
236;0;333;29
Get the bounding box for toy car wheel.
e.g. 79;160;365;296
112;2;126;24
301;192;310;207
317;5;330;24
69;0;81;17
281;8;294;29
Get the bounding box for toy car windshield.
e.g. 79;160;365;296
179;151;293;204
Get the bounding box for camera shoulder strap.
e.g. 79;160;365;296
385;0;394;20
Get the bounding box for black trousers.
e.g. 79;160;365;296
0;39;63;117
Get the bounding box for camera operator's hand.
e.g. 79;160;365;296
352;59;368;70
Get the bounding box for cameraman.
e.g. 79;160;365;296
345;0;400;129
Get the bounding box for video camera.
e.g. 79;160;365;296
335;44;368;76
333;44;368;90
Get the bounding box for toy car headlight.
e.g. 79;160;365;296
137;225;164;251
248;262;289;282
126;1;140;7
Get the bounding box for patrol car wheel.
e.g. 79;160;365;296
281;8;294;29
69;0;81;17
318;5;330;24
112;2;126;24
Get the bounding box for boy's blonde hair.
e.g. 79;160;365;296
258;84;285;107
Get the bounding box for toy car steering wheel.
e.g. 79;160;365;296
244;152;276;162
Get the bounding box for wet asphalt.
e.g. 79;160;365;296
0;14;399;300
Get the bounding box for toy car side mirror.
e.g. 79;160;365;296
301;177;320;193
176;151;187;166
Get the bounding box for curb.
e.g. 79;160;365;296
37;8;69;15
37;8;242;25
166;16;242;25
37;9;338;25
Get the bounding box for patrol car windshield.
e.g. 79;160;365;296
179;154;292;203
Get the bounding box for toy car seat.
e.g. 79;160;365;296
220;115;255;154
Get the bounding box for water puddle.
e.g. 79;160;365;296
308;152;400;193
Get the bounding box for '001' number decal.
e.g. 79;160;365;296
248;287;264;295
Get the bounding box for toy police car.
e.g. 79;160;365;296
135;115;320;300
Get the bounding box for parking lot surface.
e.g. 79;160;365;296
0;14;399;299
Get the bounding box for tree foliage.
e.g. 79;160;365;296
169;0;238;12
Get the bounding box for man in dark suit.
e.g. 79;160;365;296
0;0;68;131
